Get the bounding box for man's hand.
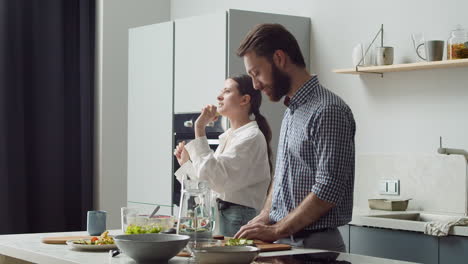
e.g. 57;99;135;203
246;210;270;225
173;141;190;165
233;223;282;243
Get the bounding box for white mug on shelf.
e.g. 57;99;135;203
352;43;375;66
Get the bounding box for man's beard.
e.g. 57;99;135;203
268;63;291;102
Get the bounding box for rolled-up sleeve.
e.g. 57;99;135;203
310;105;355;205
185;134;265;194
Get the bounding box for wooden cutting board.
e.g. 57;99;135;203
41;236;93;244
254;241;292;252
176;238;291;257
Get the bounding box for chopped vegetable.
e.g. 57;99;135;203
225;238;254;246
73;231;114;245
125;224;162;234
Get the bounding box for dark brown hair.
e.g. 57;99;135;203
230;74;273;175
237;23;306;67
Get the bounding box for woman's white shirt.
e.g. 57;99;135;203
174;121;270;211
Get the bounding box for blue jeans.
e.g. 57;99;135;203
277;227;346;252
218;205;257;237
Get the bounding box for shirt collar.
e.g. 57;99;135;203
285;75;319;111
219;121;258;139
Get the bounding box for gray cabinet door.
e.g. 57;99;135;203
338;225;350;253
127;22;174;215
439;235;468;264
350;226;438;264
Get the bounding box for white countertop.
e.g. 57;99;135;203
350;208;468;236
0;230;417;264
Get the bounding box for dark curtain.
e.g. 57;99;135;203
0;0;95;234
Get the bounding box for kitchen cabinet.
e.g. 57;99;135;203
174;12;226;114
439;235;468;264
350;225;438;264
338;225;350;253
127;22;174;215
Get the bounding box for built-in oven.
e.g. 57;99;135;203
172;113;228;206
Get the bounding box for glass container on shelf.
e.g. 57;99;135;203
177;179;214;241
447;25;468;60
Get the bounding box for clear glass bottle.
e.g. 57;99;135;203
447;25;468;60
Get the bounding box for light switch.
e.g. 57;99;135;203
387;179;400;195
379;179;400;195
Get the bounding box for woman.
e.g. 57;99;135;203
173;74;273;237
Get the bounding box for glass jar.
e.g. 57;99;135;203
447;25;468;60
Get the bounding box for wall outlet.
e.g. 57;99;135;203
379;179;400;195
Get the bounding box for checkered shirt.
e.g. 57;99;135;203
269;75;356;231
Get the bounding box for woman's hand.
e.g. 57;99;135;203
195;105;218;129
173;141;190;166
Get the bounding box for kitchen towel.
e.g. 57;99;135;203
424;218;468;236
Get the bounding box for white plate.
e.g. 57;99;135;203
66;240;117;251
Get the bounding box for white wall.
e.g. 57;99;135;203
96;0;170;228
171;0;468;154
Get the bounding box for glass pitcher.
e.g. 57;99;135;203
177;179;214;241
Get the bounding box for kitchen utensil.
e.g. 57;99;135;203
253;241;292;252
109;249;121;257
42;236;93;244
87;211;106;236
148;205;160;219
375;46;394;65
114;233;190;263
192;246;260;264
417;40;445;61
368;198;411;211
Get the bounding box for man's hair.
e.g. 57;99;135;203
237;23;306;68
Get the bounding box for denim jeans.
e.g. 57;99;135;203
277;227;346;252
218;205;257;237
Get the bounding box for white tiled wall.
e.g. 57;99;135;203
354;154;467;215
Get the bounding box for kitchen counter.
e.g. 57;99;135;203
350;208;468;236
0;230;417;264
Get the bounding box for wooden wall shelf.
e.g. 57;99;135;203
333;58;468;75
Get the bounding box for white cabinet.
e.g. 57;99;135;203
174;12;227;113
127;22;174;215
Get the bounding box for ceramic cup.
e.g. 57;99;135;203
87;210;107;236
416;40;444;61
375;46;394;65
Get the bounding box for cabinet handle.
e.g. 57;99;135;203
184;120;193;128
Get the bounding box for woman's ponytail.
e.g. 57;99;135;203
230;74;274;176
252;110;273;175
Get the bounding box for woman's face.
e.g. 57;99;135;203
217;79;246;116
